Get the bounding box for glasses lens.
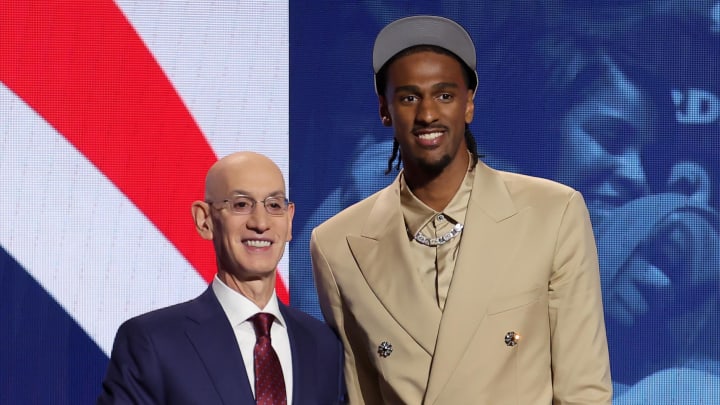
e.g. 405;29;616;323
264;197;288;215
230;196;255;214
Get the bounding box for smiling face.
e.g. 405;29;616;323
556;60;653;225
379;50;474;181
193;152;294;283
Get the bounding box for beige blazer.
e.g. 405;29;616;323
311;162;612;404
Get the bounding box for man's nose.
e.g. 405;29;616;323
416;98;438;124
246;204;271;231
612;149;649;197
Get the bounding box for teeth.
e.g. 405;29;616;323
245;240;271;248
418;132;442;140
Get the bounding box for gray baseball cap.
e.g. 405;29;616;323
372;15;478;91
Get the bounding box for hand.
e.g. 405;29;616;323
605;255;671;327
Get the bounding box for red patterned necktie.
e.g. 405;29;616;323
251;313;287;405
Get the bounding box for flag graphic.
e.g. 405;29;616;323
0;1;288;403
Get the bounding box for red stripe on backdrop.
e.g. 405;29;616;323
0;1;289;303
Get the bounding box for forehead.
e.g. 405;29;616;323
570;67;652;129
385;51;467;89
212;158;286;198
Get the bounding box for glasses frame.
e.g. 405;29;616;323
207;194;292;216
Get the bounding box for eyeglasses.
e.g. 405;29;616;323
207;195;291;216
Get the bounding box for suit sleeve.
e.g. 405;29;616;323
549;191;613;404
310;228;364;405
97;319;163;405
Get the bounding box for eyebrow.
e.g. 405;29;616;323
230;190;286;198
393;82;460;94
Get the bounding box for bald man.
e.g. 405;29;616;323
98;152;346;405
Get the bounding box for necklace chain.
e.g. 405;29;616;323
413;221;464;247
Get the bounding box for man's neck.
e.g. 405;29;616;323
217;270;276;309
404;153;470;212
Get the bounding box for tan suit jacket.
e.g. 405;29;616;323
311;162;612;404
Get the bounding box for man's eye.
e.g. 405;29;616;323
267;201;282;209
584;118;637;154
233;201;251;209
400;95;417;103
438;93;453;101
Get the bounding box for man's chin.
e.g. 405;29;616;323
417;155;452;176
220;262;279;282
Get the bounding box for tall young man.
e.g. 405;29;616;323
311;16;611;404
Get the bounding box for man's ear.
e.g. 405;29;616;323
465;89;475;124
379;96;392;127
285;202;295;242
191;201;214;240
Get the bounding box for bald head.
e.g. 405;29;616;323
204;151;286;202
192;151;293;305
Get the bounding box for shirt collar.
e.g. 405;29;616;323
212;275;286;328
400;174;437;237
400;157;476;237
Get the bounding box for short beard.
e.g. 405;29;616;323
416;154;452;176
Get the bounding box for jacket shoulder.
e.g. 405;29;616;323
497;169;575;195
494;168;581;208
117;292;207;335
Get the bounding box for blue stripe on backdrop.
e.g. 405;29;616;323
0;247;108;404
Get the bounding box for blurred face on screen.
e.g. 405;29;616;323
193;152;294;283
380;51;474;178
555;59;653;225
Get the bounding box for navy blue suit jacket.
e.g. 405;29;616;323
98;286;346;404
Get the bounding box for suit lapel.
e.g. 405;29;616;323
280;303;313;403
425;163;519;404
184;287;254;404
348;179;442;355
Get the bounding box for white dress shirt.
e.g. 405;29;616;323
212;276;293;404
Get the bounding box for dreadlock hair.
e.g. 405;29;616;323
377;45;481;174
384;124;480;174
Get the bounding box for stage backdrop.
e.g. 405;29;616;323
1;1;719;404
